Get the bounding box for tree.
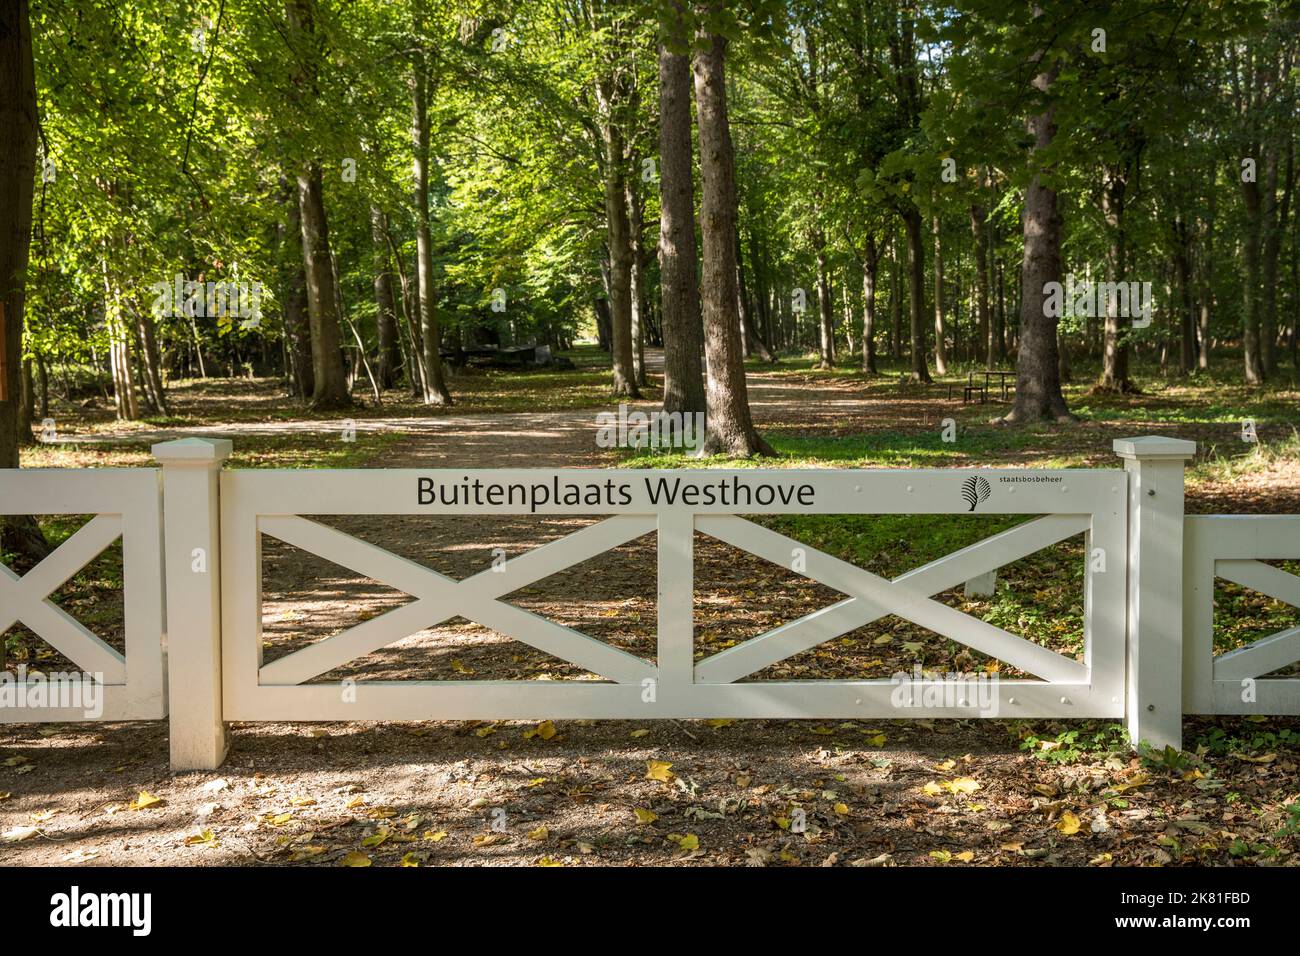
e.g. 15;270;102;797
693;6;771;457
655;1;707;416
1004;15;1072;424
0;0;49;568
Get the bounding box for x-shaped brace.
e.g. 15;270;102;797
257;514;657;685
0;514;126;681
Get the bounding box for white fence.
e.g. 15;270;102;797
0;468;164;721
0;434;1297;771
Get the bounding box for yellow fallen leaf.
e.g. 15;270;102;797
361;829;391;848
645;760;674;782
1057;811;1082;835
922;782;944;796
676;834;699;851
706;719;734;728
537;856;564;866
935;759;956;771
954;851;974;862
400;852;421;867
833;803;850;815
450;659;476;675
524;720;557;740
29;809;56;823
345;795;367;809
526;777;548;788
129;791;162;810
945;778;981;795
2;825;38;842
629;728;651;738
289;845;326;861
634;808;658;825
423;830;448;842
339;851;372;867
527;825;549;841
184;830;215;846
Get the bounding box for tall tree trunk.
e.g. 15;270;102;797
1005;53;1072;423
861;236;879;373
657;15;706;417
370;205;400;389
596;74;640;399
1262;129;1294;376
0;0;47;595
135;305;168;415
970;202;992;370
1173;214;1196;374
627;174;649;387
692;18;770;457
737;224;774;363
410;30;453;405
815;232;834;368
1097;167;1132;392
932;212;948;375
296;165;350;409
889;233;902;360
280;180;313;399
901;207;931;382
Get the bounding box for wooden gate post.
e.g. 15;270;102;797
1114;436;1196;752
153;437;233;771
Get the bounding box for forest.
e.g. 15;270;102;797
2;0;1298;472
2;0;1300;873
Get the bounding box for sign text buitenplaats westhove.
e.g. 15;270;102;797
416;475;817;512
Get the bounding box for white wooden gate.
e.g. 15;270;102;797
9;432;1296;772
218;467;1127;724
1184;515;1300;715
0;469;165;721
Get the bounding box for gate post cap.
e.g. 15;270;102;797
152;437;234;464
1113;436;1196;461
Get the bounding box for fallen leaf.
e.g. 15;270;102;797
339;851;372;867
129;791;163;811
634;808;658;825
645;760;675;782
1057;811;1082;835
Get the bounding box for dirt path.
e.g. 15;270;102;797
3;357;1297;867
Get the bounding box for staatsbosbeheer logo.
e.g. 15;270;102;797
960;475;991;511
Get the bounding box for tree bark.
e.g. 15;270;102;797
692;19;770;457
280;179;313;399
296;164;351;409
970;202;992;370
1097;166;1133;392
370;205;401;389
815;232;834;368
932;212;948;375
861;236;879;373
901;207;931;382
1005;54;1072;423
596;67;640;398
626;174;649;386
410;29;453;405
